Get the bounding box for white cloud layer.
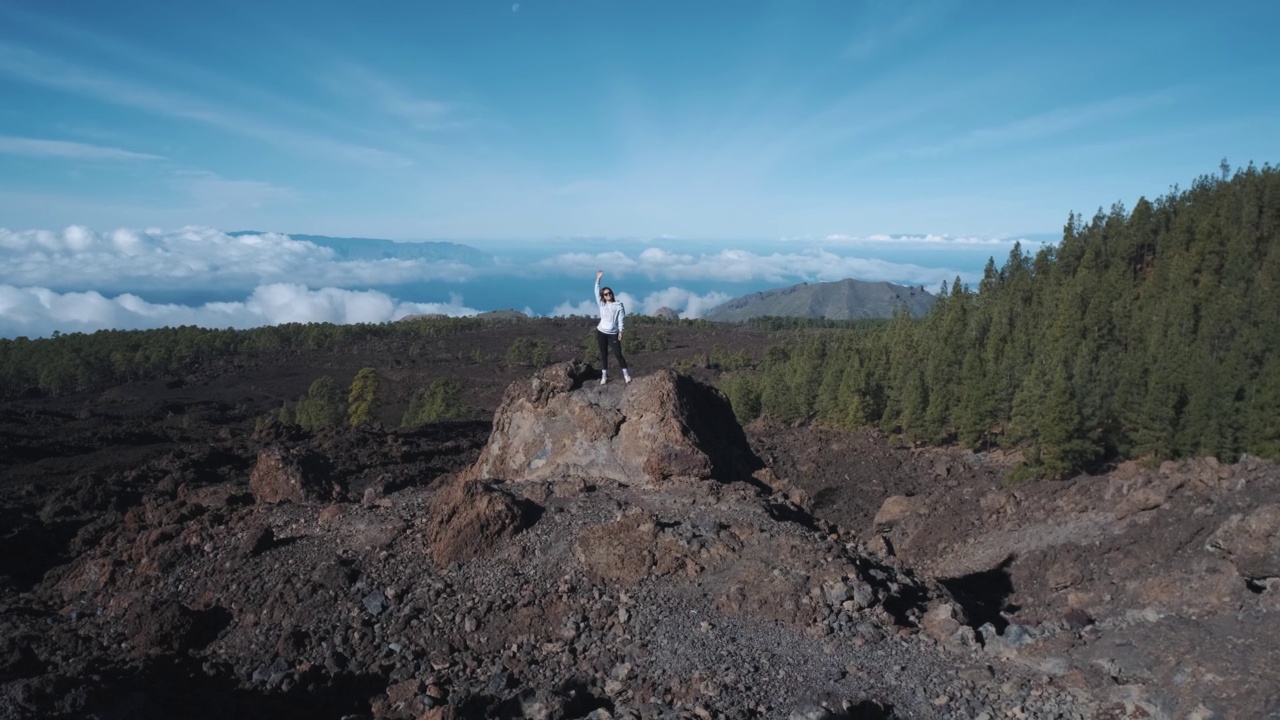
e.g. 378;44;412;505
0;224;1011;337
0;283;478;338
0;226;1008;295
812;233;1042;247
0;226;480;290
548;287;732;321
0;281;733;338
539;247;963;286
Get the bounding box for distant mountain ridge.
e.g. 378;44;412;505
705;278;934;321
229;231;493;265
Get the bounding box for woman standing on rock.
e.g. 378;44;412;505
595;270;631;385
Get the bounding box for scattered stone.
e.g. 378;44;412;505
318;503;344;523
363;589;388;616
237;524;275;558
920;601;965;646
872;495;917;533
249;446;336;504
1062;608;1093;631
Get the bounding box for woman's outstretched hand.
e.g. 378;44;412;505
596;270;604;281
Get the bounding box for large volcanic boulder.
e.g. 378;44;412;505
463;364;761;488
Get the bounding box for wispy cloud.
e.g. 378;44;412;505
170;172;295;210
602;57;1007;199
0;135;163;161
843;0;958;60
0;282;480;338
904;93;1177;158
327;64;467;132
0;42;411;168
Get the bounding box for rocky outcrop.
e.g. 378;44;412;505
791;449;1280;719
248;446;336;504
463;364;761;488
1207;503;1280;580
422;477;538;566
872;494;918;534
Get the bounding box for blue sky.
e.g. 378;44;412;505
1;0;1278;337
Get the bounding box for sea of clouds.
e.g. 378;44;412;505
0;225;1037;339
0;283;480;339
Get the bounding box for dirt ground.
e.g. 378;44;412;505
1;318;1277;719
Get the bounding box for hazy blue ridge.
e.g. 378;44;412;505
705;278;935;321
229;231;494;265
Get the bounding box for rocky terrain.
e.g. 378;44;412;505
1;321;1277;719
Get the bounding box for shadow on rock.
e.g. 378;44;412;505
939;555;1017;633
464;363;766;490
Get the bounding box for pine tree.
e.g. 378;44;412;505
347;367;380;427
506;337;533;367
1029;356;1101;480
921;277;970;442
295;376;344;433
722;374;763;424
956;345;996;448
880;306;927;439
530;339;552;367
401;378;466;427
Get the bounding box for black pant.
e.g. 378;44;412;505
596;330;627;372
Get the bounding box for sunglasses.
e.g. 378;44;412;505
602;291;614;297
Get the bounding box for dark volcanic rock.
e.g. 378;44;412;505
422;477;538;566
465;364;762;488
1208;504;1280;580
2;318;1278;720
249;446;337;504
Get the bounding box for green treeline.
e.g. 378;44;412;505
0;316;536;398
275;370;464;432
0;314;707;399
722;164;1280;478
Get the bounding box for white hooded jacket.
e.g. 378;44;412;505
594;278;626;334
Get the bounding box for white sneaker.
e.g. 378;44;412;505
600;372;608;385
623;371;632;384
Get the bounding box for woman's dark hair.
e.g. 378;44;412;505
600;286;614;302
